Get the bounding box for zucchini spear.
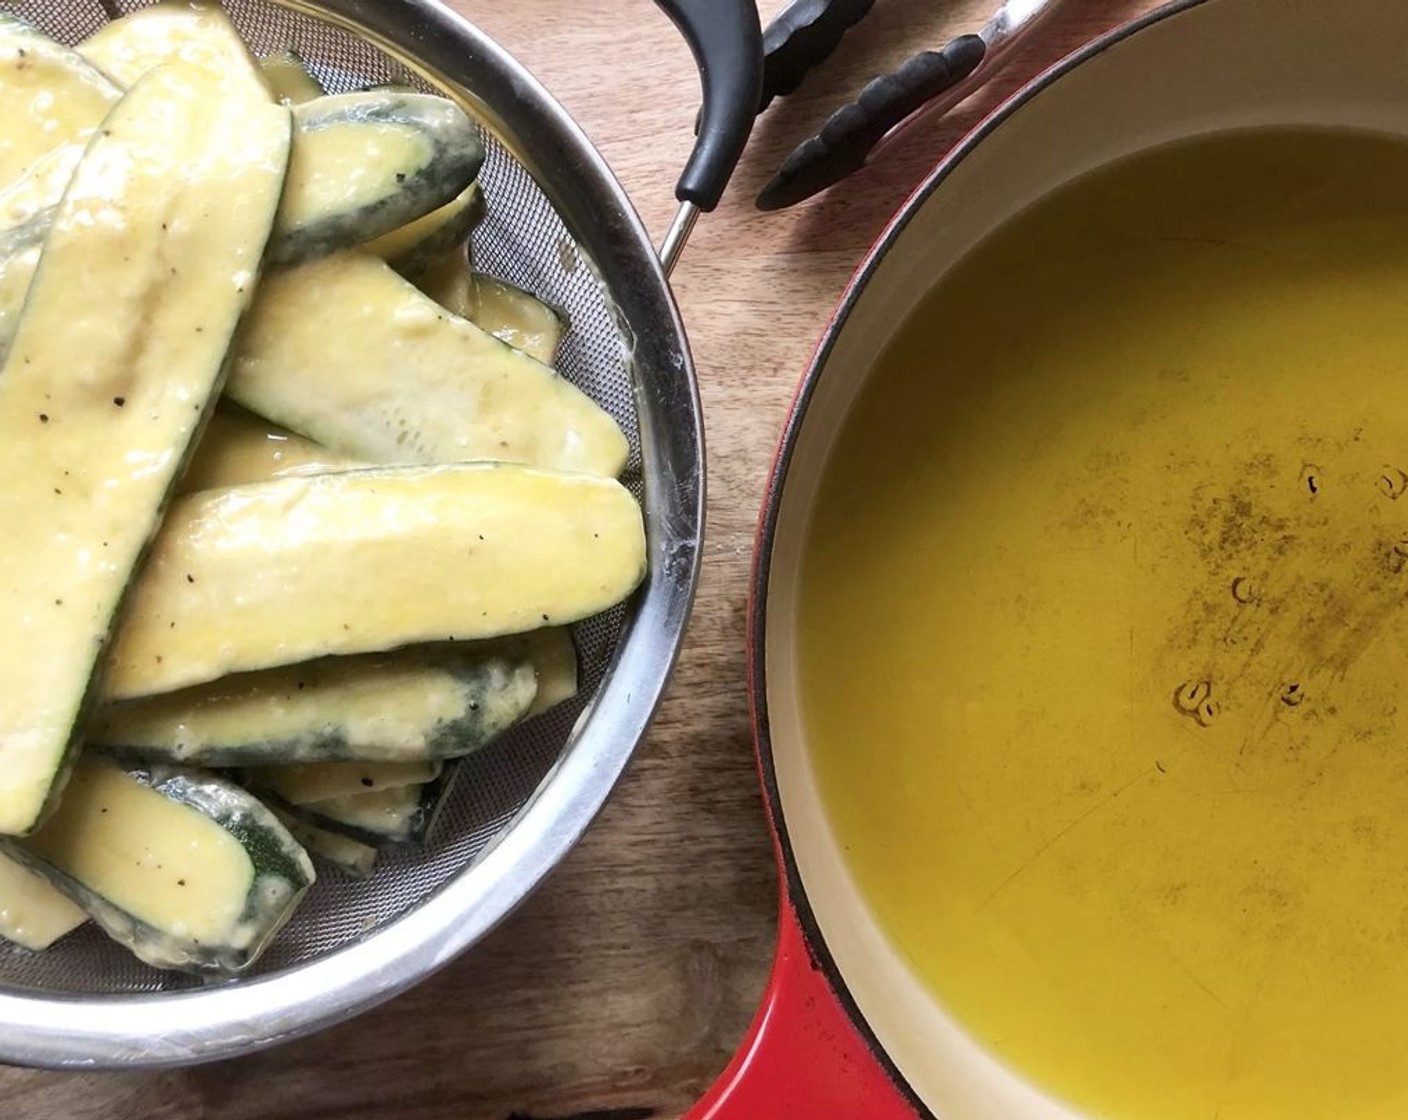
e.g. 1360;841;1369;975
0;64;291;835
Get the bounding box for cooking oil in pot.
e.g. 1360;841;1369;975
801;129;1408;1120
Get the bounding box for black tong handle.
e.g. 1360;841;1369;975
757;33;986;211
656;0;763;211
760;0;876;111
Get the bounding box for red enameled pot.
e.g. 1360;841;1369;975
684;0;1408;1114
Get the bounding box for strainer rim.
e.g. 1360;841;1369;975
0;0;703;1067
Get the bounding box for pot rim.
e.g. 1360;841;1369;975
744;0;1209;1109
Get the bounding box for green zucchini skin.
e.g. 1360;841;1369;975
368;182;484;276
269;91;486;268
4;762;314;976
93;646;540;766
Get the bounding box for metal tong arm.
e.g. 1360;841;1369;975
654;0;763;274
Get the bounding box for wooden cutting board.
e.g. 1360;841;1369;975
3;1;1156;1116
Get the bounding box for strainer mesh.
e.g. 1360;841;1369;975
0;0;644;995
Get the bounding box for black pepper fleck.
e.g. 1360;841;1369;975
360;777;373;788
186;574;195;583
113;396;126;407
38;413;48;423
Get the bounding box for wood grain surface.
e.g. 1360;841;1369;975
5;1;1156;1117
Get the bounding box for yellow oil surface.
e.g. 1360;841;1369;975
800;130;1408;1120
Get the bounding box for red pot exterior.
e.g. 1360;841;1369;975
684;901;916;1120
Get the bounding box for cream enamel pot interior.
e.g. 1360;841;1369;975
688;0;1408;1116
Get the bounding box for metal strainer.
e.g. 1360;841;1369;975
0;0;761;1067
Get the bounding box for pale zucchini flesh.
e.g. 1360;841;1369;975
512;628;581;718
92;642;541;765
409;245;475;319
1;146;81;234
78;0;269;100
8;759;314;975
0;15;119;190
413;252;564;366
249;760;443;805
230;251;628;476
264;771;454;847
178;407;356;495
272;810;376;878
103;465;646;700
0;65;292;835
466;273;566;367
0;850;86;951
271;92;485;268
260;50;323;106
0;217;41;367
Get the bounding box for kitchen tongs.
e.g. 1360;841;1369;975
756;0;1062;210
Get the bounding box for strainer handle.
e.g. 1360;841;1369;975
655;0;763;212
